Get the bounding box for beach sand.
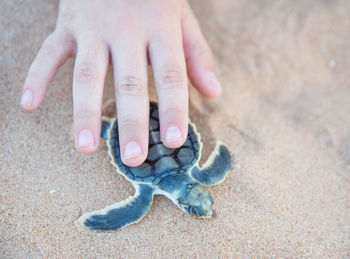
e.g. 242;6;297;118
1;0;349;257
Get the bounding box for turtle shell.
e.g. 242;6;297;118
106;102;202;184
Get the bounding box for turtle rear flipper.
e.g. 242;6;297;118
190;141;232;186
78;184;154;232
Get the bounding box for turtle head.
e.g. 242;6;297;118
177;183;214;218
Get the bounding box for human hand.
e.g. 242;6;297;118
21;0;222;166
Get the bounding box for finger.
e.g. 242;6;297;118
149;27;188;149
21;30;73;110
111;40;149;167
182;2;222;98
73;36;109;154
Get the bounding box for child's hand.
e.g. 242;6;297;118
20;0;222;166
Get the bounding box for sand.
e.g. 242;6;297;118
1;0;349;257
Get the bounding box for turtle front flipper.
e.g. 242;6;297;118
78;184;154;232
101;116;114;140
190;141;232;186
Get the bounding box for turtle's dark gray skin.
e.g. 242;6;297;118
78;102;232;232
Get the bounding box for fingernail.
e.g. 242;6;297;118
208;72;222;92
124;141;142;158
21;89;33;107
165;126;182;143
77;129;95;148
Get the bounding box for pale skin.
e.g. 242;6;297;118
21;0;222;167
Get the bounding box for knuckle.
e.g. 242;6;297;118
41;39;57;57
29;34;60;72
92;36;106;51
79;37;106;59
187;41;213;63
75;63;98;82
159;68;186;90
74;109;99;122
27;64;42;81
118;118;143;134
41;30;70;54
162;106;186;120
26;70;42;85
43;31;61;46
59;6;75;24
195;47;213;62
117;76;144;96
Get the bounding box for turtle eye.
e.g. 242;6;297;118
189;206;200;217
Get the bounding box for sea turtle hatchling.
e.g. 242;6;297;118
78;102;232;232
